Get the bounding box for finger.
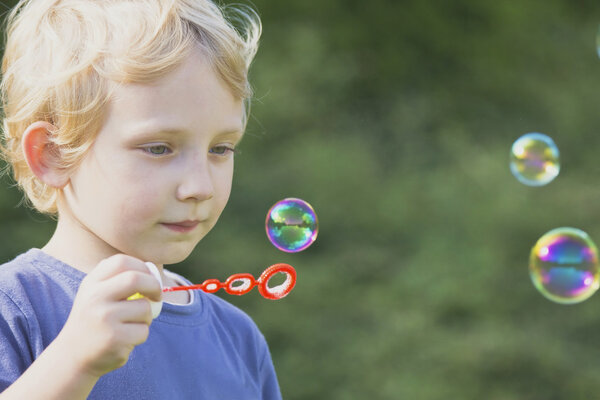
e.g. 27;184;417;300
113;299;154;325
126;293;163;320
119;323;151;347
101;271;163;302
88;254;151;282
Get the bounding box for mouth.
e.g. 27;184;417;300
160;220;201;233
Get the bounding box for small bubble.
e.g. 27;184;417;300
510;132;560;186
596;24;600;59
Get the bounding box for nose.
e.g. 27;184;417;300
176;155;214;202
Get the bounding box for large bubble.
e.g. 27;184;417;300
530;227;600;304
265;198;318;252
510;132;560;186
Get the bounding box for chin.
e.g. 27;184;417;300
142;244;196;266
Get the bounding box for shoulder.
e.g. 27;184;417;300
0;249;38;273
0;249;82;317
0;250;46;297
202;292;269;349
201;293;275;374
0;250;66;386
0;248;77;288
0;251;45;352
204;293;262;333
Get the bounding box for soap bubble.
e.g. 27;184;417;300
597;24;600;58
530;227;600;304
266;198;318;252
510;132;560;186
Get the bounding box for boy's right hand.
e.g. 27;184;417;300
54;254;163;379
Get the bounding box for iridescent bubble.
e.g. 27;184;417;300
530;227;600;304
597;24;600;59
266;198;318;252
510;132;560;186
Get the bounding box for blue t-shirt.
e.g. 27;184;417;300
0;249;282;399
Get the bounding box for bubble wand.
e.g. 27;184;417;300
162;263;297;300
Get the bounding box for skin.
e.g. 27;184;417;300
1;47;244;399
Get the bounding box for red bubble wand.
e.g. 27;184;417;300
162;263;296;300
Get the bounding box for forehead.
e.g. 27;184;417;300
104;48;244;136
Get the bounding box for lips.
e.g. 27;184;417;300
161;220;200;233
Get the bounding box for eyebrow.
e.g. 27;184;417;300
130;126;244;140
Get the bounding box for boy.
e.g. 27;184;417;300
0;0;281;398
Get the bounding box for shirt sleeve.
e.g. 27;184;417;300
0;289;34;392
258;338;282;400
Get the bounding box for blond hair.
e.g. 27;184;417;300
0;0;261;214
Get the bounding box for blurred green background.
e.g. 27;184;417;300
3;0;600;399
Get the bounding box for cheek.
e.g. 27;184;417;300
215;164;234;207
89;162;168;227
116;181;167;222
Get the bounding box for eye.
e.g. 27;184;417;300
142;145;171;155
209;145;237;156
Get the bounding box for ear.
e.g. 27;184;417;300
22;121;69;188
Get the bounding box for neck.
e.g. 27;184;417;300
42;216;119;274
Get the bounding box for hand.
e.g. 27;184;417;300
55;254;163;378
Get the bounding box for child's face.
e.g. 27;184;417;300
59;48;244;266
